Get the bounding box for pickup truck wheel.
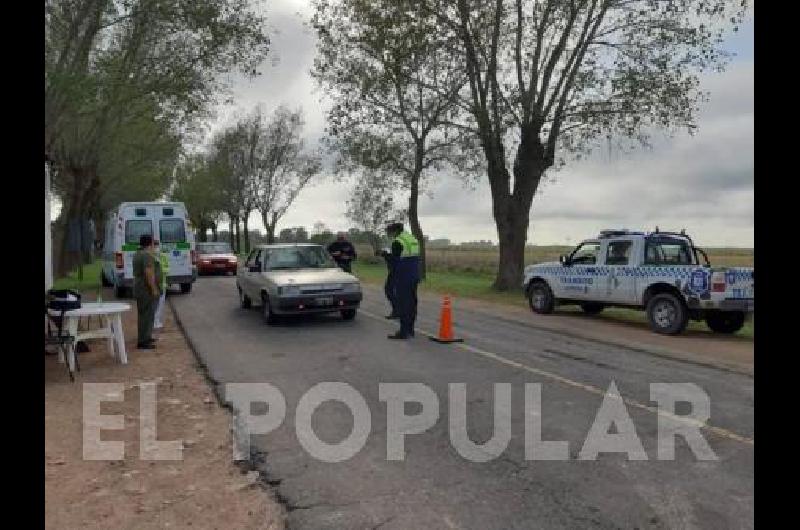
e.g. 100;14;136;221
528;281;555;314
261;293;277;325
238;286;252;309
341;308;357;320
705;311;745;334
580;303;604;315
646;293;688;335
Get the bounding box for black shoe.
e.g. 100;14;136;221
137;342;156;350
387;332;411;340
385;314;400;320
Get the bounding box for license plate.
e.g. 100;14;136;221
315;297;334;306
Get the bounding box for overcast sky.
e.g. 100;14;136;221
210;0;755;247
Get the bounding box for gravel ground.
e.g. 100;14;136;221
44;287;285;529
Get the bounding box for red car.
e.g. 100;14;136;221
196;242;238;275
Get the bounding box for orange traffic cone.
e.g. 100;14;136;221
430;295;463;343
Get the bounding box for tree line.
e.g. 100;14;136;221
45;0;269;276
172;105;321;255
46;0;748;290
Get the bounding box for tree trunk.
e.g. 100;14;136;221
262;211;279;244
228;215;236;252
408;144;426;280
242;210;251;254
234;219;241;254
211;222;218;242
494;202;529;291
489;131;547;290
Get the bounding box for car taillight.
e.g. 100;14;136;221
115;252;124;269
191;250;197;265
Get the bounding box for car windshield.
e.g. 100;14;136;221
197;243;233;254
263;246;337;270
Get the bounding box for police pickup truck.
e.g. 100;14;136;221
522;229;754;335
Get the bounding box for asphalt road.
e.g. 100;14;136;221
170;276;754;530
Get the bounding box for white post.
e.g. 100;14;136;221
45;162;53;291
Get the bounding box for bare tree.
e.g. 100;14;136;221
253;106;322;243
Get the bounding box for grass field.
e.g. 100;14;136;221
352;245;754;339
52;260;103;299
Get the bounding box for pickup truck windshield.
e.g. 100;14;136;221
263;247;337;270
644;237;695;265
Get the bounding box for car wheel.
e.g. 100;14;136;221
341;308;357;320
580;302;604;315
646;293;688;335
180;283;192;294
101;271;112;287
705;311;745;334
528;281;555;314
261;293;277;325
238;286;252;309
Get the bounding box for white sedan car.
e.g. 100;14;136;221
236;244;363;324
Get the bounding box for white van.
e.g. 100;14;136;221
102;202;197;297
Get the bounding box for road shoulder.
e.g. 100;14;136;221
44;288;285;529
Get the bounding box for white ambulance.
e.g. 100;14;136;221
101;202;197;297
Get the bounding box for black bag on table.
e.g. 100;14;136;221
45;289;90;352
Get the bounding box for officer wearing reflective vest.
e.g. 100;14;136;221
381;222;420;339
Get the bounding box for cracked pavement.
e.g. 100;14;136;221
171;276;754;529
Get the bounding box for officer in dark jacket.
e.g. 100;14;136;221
379;243;399;319
327;232;357;272
380;222;420;339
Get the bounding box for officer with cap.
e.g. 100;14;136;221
380;221;420;339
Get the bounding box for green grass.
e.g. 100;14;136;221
352;261;754;340
52;260;104;299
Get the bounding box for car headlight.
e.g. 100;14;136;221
341;282;361;293
279;285;301;296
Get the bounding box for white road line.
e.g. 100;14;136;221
359;308;754;447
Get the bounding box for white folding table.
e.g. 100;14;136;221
48;302;131;374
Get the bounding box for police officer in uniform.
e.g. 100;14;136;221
133;234;161;349
381;222;420;339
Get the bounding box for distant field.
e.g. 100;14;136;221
355;244;754;273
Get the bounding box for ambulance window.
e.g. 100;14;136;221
125;220;152;244
160;219;186;243
135;208;147;217
162;207;174;216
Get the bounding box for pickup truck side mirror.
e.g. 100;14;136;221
559;255;570;266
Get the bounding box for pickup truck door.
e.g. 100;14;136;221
599;238;638;304
561;242;601;300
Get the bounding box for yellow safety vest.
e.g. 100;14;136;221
393;231;420;257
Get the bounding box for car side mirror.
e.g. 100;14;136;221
559;255;569;266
